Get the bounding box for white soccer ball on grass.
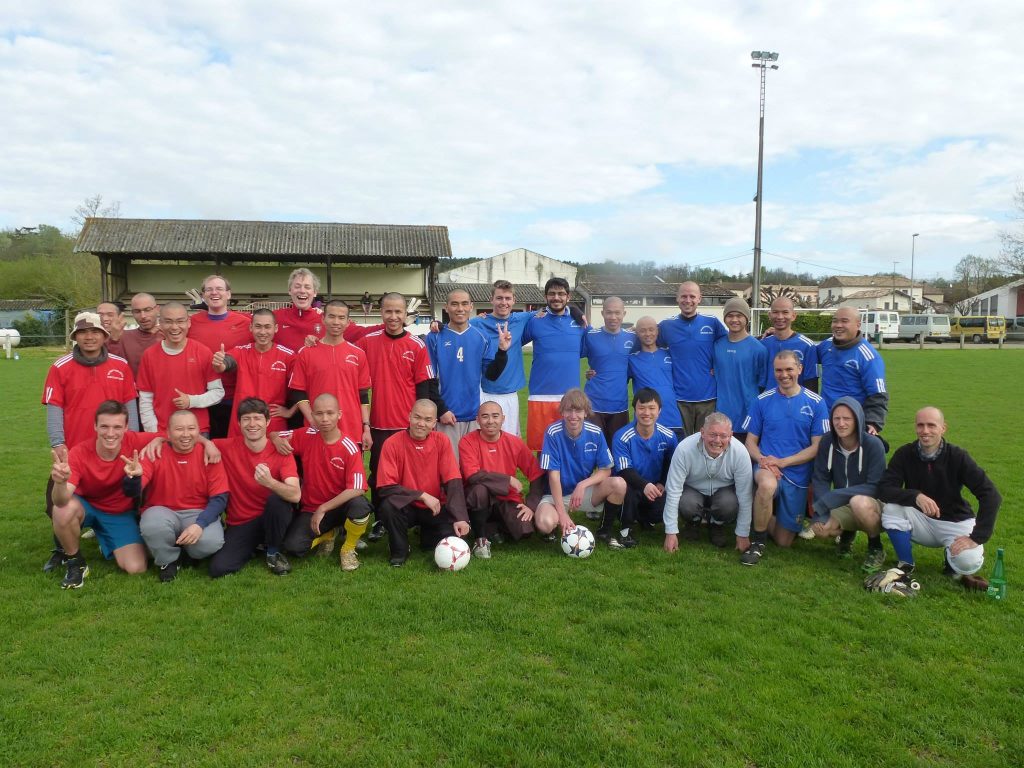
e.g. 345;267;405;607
561;525;596;559
434;536;471;571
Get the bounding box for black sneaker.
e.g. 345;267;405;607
159;560;179;583
266;552;292;576
708;523;728;548
837;530;857;558
43;547;66;573
595;527;612;543
681;519;701;542
389;554;407;568
897;560;916;575
608;533;638;550
60;556;89;590
740;541;765;566
367;520;386;542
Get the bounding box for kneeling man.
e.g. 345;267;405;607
877;406;1001;591
208;398;301;577
810;397;887;573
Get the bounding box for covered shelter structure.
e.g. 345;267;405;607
74;217;451;316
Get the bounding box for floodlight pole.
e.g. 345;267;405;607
910;233;919;311
892;260;900;311
751;50;779;330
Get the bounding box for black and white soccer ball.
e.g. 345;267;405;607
561;525;596;559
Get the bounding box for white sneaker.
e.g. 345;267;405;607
797;521;816;540
472;540;492;559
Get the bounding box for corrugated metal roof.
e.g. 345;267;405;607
432;283;584;305
0;299;50;311
821;275;912;288
74;218;451;262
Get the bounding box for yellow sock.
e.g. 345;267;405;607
310;528;337;552
341;516;369;552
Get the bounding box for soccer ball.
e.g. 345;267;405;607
561;525;596;559
434;536;471;571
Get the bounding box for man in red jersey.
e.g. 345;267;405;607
273;268;325;352
127;410;228;581
137;302;223;435
288;300;371;448
187;275;253;438
212;309;295;436
207;398;301;578
459;400;544;559
376;399;470;567
41;312;138;571
106;293;163;374
272;393;372;572
49;401;150;589
357;292;443;541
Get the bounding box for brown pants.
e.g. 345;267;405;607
465;484;534;540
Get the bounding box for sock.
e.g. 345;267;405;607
65;550;82;562
839;529;857;545
53;534;64;551
619;527;630;538
341;516;369;553
867;535;882;550
752;529;768;544
600;503;621;533
266;547;279;557
885;528;914;565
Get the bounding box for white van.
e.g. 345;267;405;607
897;314;951;343
860;310;900;340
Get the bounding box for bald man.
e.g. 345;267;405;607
877;407;1001;591
582;296;635;449
106;293;163;375
817;307;888;438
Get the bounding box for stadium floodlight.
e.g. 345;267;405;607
910;233;920;311
750;50;780;327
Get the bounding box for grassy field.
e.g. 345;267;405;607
1;346;1022;768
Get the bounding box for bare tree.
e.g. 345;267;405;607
999;184;1024;276
71;194;122;230
953;254;1003;298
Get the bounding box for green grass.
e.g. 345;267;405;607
1;347;1023;768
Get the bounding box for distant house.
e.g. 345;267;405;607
819;275;922;311
831;288;912;313
0;299;54;328
962;277;1024;318
437;248;577;289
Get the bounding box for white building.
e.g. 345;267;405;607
819;275;924;311
964;277;1024;318
437;248;577;289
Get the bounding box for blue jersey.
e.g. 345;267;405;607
470;310;533;395
657;314;727;402
539;420;613;491
760;332;820;389
816;338;887;412
612;421;678;484
627;349;682;430
742;387;830;485
713;335;768;430
582;328;635;413
426;325;491;421
522;311;585;396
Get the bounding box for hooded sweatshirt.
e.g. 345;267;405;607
810;396;887;521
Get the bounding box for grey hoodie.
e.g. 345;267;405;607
810;396;887;521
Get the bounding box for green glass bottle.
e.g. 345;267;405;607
987;548;1006;601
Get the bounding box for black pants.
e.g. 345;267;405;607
589;411;629;452
621;486;667;529
208;495;294;578
282;495;373;556
208;400;233;440
377;498;455;559
465;484;533;541
368;428;402;503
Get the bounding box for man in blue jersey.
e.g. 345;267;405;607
658;281;727;436
760;297;819;392
713;297;767;442
741;350;830;565
535;389;626;537
607;388;677;549
427;289;511;458
523;278;586;452
628;316;684;439
817;307;889;438
582;296;635;449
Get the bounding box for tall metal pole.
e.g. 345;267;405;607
910;233;919;311
892;260;899;311
750;51;779;330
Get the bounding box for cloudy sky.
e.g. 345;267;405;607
3;1;1023;280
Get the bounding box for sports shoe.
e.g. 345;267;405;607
708;523;728;549
472;540;492;559
836;530;856;558
861;547;886;574
158;560;179;583
595;527;612;544
608;533;638;550
60;556;89;590
311;529;337;556
491;530;506;545
681;519;701;542
585;509;601;520
80;527;96;540
266;552;292;576
339;550;360;572
798;520;816;540
896;560;916;575
367;520;387;542
389;554;407;567
355;538;368;552
43;547;66;573
740;541;765;566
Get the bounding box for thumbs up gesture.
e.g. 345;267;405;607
173;388;190;409
212;343;227;372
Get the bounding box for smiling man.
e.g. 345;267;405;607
106;293;163;375
627;316;683;438
759;297;818;392
712;297;767;442
273;268;325;352
817;307;888;438
583;296;635;449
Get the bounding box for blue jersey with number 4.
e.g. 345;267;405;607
426;325;491;421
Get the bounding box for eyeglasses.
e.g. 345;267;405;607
159;318;189;326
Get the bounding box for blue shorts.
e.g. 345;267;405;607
773;479;810;533
79;497;143;559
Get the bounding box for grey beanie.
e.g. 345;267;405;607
723;297;751;323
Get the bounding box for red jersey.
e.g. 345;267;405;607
67;431;151;514
213;437;298;526
284;428;366;513
273;305;324;352
188;310;253;400
141;444;229;512
377;430;459;508
357;330;434;430
458;431;543;504
227;343;295;436
288;341;370;440
42;352;137;448
137;340;220;433
343;322;384;344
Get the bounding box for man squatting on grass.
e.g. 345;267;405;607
809;396;888;574
877;406;1002;591
662;412;753;554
